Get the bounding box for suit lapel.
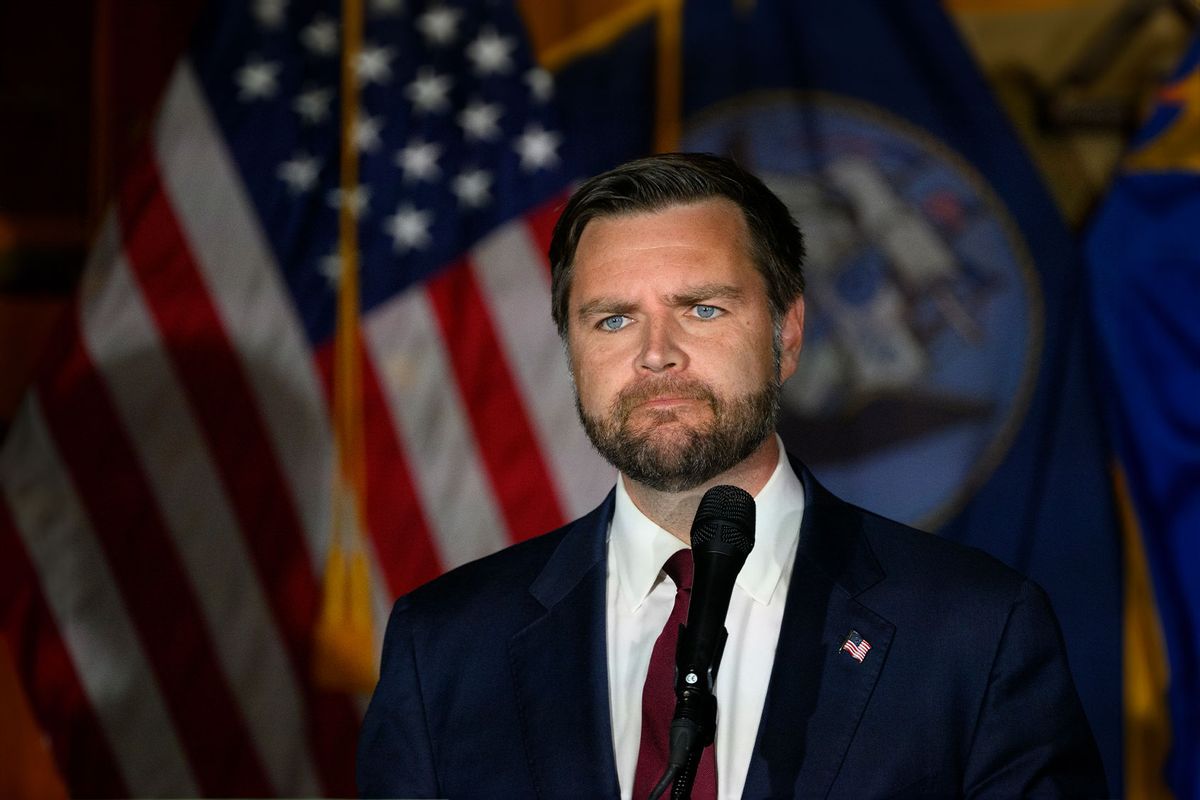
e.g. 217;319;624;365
509;493;621;799
742;465;896;799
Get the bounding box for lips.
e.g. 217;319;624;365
616;378;715;418
638;396;697;408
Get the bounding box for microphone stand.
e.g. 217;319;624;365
668;726;710;800
673;748;704;800
647;626;724;800
648;483;753;800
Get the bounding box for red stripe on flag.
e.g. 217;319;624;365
117;145;357;796
0;495;127;799
314;337;444;598
34;306;272;797
524;192;569;278
426;261;566;541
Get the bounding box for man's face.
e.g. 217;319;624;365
566;199;803;493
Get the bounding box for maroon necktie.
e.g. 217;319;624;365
632;550;717;799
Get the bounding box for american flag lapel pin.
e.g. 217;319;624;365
840;629;871;663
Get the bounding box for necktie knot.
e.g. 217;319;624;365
663;549;693;593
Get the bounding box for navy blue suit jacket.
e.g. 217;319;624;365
358;461;1107;798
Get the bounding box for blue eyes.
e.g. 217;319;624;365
597;305;722;331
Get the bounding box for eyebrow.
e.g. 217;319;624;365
665;282;744;307
575;282;745;321
575;298;635;320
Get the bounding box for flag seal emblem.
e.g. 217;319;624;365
685;93;1043;531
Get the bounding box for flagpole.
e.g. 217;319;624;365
315;0;377;694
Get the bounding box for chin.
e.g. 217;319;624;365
636;424;710;458
628;417;703;442
631;405;711;428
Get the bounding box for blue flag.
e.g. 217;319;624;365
1088;35;1200;799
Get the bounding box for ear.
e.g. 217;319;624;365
777;295;805;383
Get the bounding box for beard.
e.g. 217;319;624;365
577;372;780;493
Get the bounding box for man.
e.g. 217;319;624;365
358;153;1107;799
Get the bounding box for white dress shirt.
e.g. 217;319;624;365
605;437;806;800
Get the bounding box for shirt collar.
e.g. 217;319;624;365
610;435;806;611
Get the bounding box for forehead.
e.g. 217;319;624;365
570;199;755;288
578;198;747;251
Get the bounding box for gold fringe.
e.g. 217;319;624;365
1115;464;1173;799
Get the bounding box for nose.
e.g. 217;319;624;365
637;314;687;374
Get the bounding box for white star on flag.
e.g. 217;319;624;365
319;251;343;287
466;27;517;76
253;0;287;28
368;0;404;15
356;45;396;85
405;68;453;114
384;204;434;252
235;58;282;101
276;154;321;193
514;124;562;171
452;169;493;208
416;6;463;47
293;86;334;124
525;68;554;103
458;100;503;141
301;16;338;56
395;139;443;182
352;114;385;152
327;185;371;217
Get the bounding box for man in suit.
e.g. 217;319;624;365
358;153;1107;798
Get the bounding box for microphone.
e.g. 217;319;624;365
649;484;755;800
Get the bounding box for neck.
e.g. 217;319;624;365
622;435;780;542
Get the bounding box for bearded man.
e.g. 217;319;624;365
358;153;1107;799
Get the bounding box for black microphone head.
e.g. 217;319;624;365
690;484;755;557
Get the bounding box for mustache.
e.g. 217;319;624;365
614;376;717;415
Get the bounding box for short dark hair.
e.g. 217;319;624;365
548;152;805;337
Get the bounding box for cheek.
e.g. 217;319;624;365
567;344;606;406
722;321;777;383
575;362;618;407
571;334;622;375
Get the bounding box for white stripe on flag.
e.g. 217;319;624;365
77;225;321;796
469;221;614;518
370;557;393;653
153;63;332;570
364;286;509;569
0;394;199;797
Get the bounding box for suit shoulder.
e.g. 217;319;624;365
806;485;1035;624
794;458;1027;607
397;494;612;620
857;510;1065;659
859;507;1027;599
402;525;569;616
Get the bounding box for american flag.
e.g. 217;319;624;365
0;0;613;795
841;630;872;663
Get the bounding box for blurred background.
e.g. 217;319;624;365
1;0;1196;797
1;0;1195;398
